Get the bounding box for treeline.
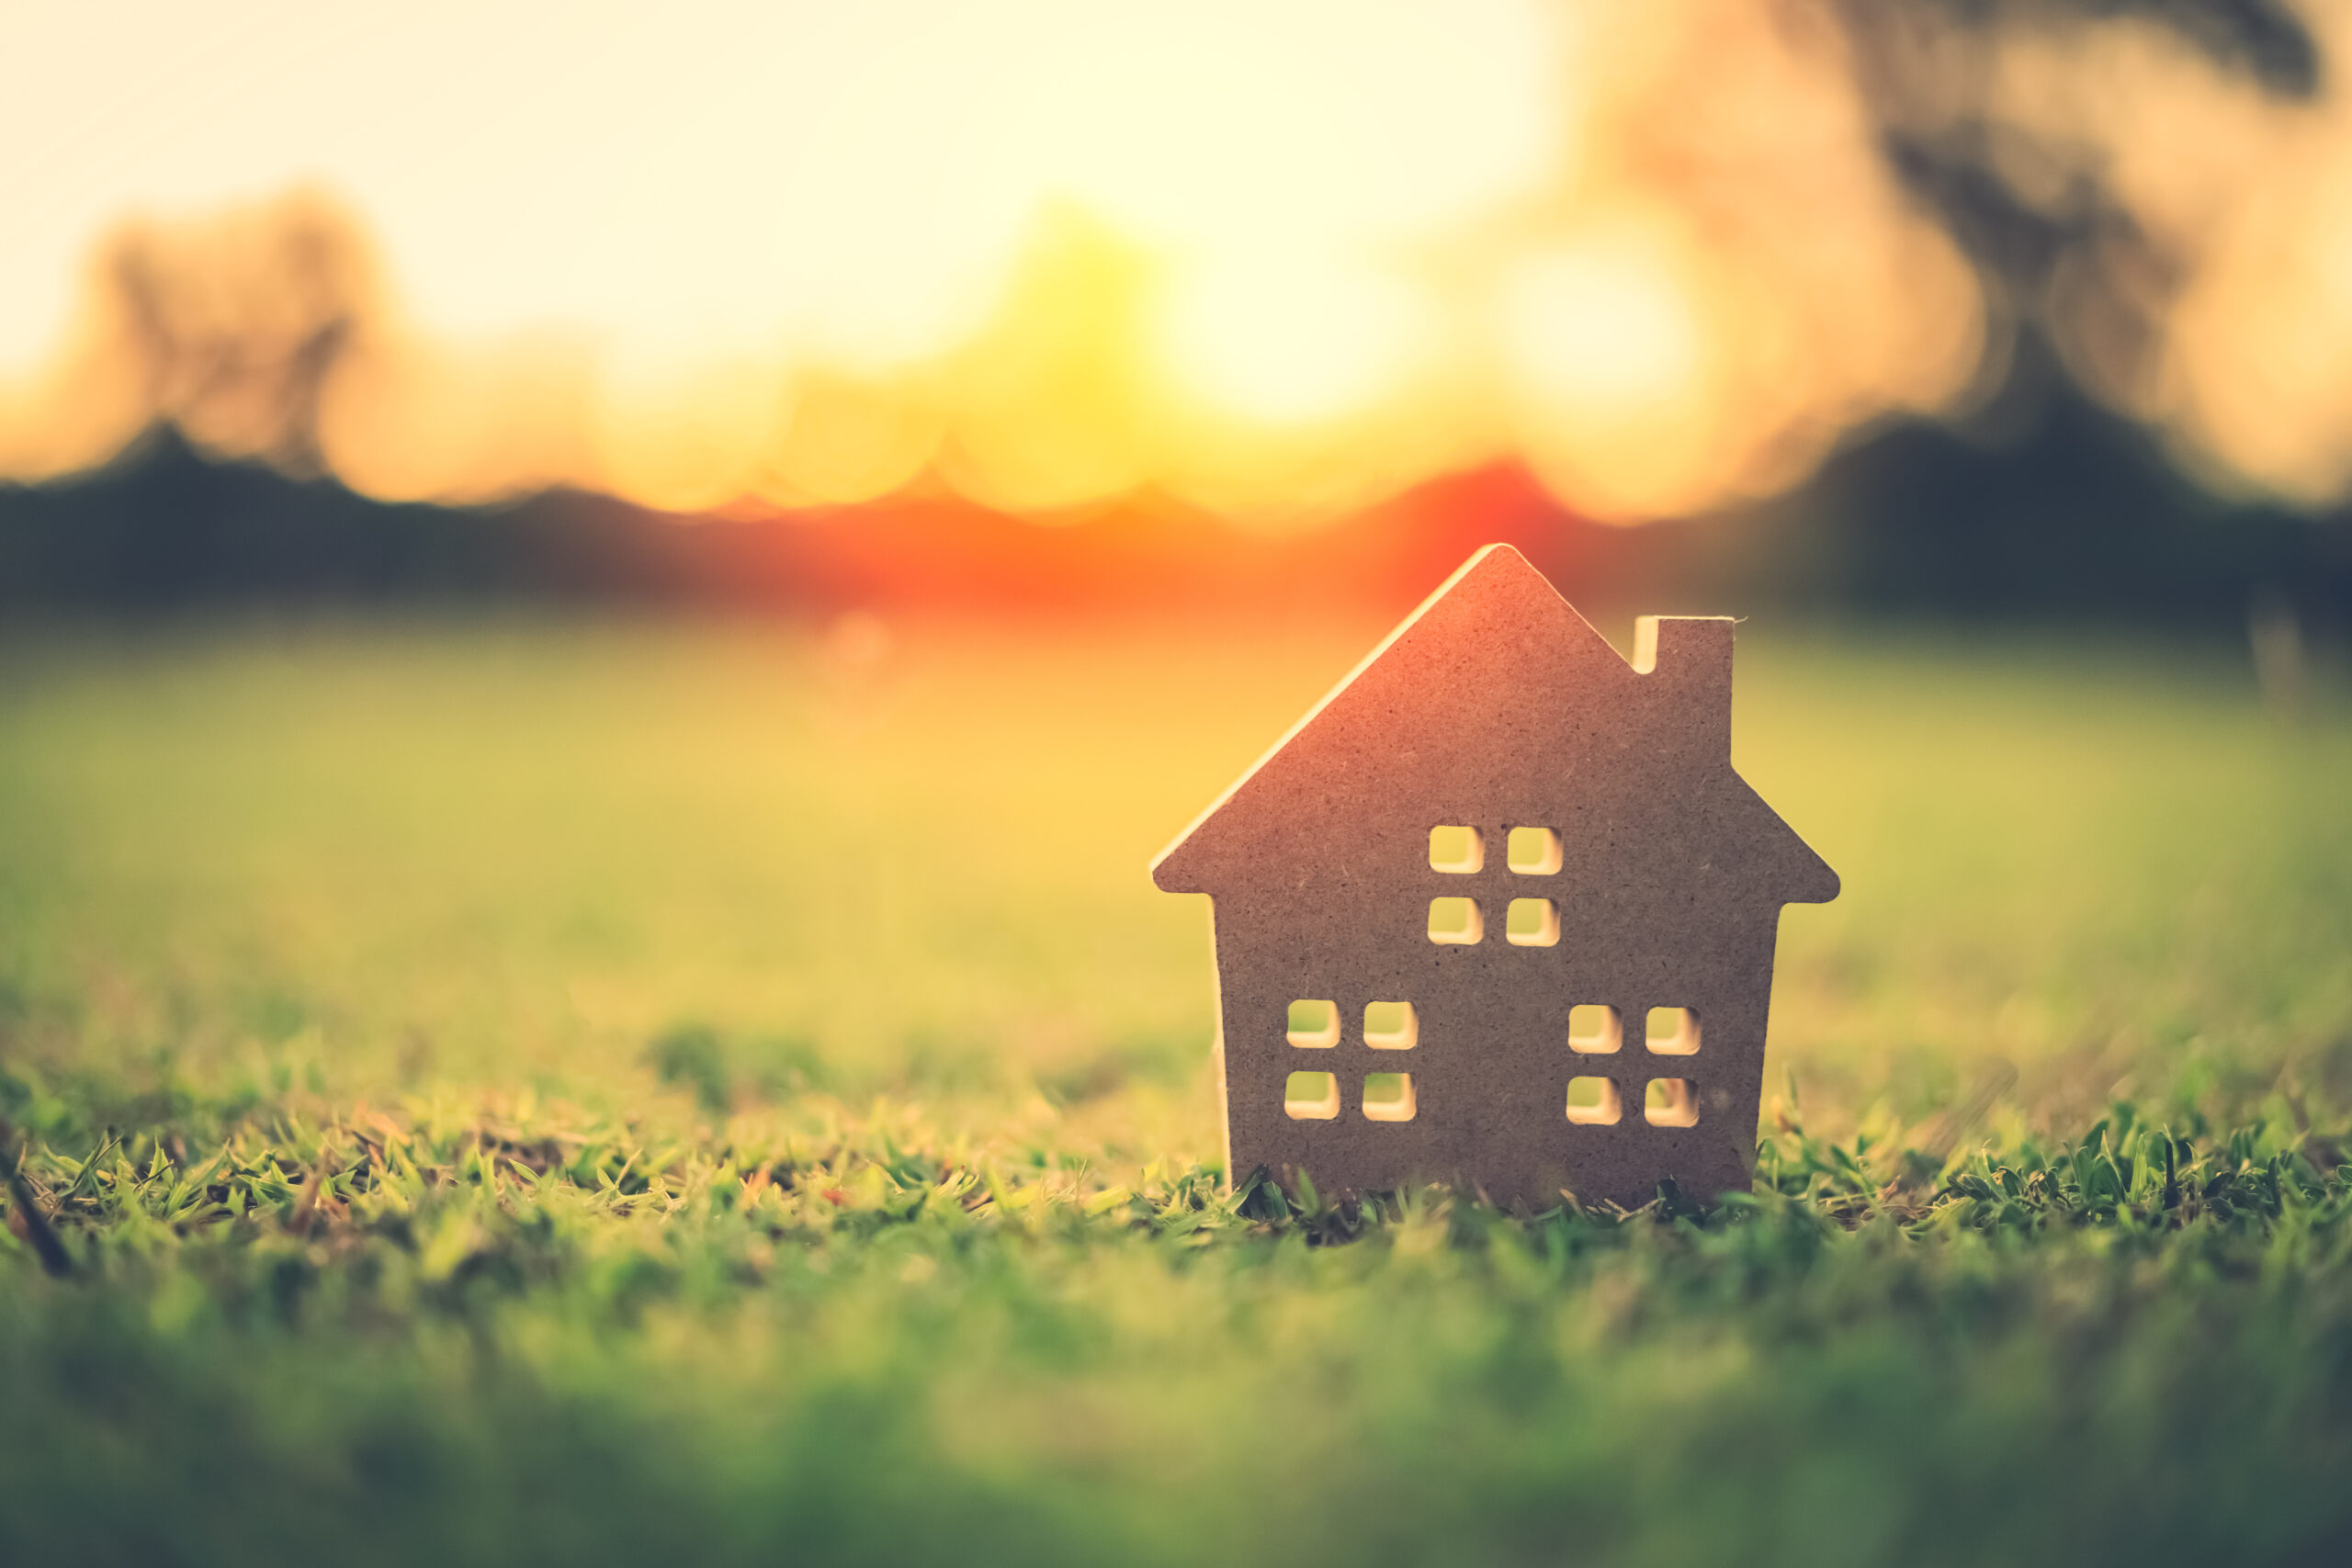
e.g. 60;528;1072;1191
3;365;2345;636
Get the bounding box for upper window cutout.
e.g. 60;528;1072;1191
1429;825;1484;874
1286;999;1340;1049
1506;827;1562;875
1645;1008;1701;1056
1428;897;1483;944
1568;1004;1622;1054
1363;1001;1418;1050
1505;897;1559;947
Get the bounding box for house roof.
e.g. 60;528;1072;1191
1149;543;1838;908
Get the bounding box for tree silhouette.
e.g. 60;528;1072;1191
97;187;377;477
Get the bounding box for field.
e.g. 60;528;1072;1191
3;613;2350;1565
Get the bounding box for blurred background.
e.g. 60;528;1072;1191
3;0;2350;1137
2;0;2349;634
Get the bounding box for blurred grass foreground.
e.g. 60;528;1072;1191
2;615;2351;1564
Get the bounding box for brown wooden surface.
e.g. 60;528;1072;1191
1154;544;1838;1209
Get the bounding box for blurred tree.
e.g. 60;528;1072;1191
1831;0;2319;422
97;188;378;478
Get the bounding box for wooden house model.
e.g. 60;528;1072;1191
1151;545;1838;1209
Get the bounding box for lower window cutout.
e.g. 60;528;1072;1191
1566;1076;1622;1125
1286;998;1340;1049
1645;1007;1701;1055
1363;1000;1418;1050
1568;1004;1622;1054
1284;1071;1340;1120
1645;1077;1699;1127
1363;1072;1417;1122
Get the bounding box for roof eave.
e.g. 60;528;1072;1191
1148;543;1527;892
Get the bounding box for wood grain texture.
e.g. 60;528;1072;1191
1153;544;1838;1209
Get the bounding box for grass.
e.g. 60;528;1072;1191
2;613;2350;1565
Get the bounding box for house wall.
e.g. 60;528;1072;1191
1207;855;1786;1210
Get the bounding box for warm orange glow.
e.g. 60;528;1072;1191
7;1;2350;521
1500;227;1713;519
1161;254;1437;427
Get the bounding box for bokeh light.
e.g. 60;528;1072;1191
6;0;2352;524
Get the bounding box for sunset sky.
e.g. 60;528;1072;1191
7;0;2352;522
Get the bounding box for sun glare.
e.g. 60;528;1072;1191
1161;254;1434;426
1503;234;1702;419
1497;229;1724;521
588;346;787;515
15;0;2352;519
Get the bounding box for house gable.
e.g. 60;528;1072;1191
1150;544;1836;910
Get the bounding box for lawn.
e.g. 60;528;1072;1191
2;612;2350;1565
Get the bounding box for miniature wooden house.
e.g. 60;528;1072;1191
1151;545;1838;1210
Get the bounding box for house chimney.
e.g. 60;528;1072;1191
1633;615;1733;761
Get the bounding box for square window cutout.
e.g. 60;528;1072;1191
1284;1071;1340;1120
1645;1078;1699;1127
1363;1072;1416;1122
1505;897;1559;947
1428;897;1483;944
1286;999;1340;1049
1363;1001;1418;1050
1645;1007;1701;1055
1506;827;1563;875
1429;825;1484;874
1566;1076;1622;1125
1568;1004;1622;1054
